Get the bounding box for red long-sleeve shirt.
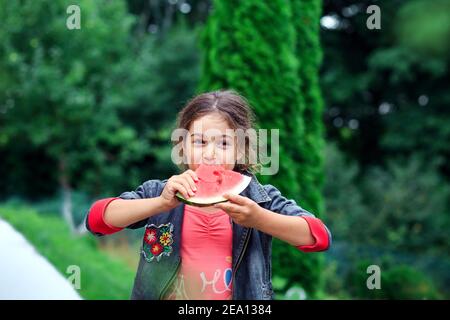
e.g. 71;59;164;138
86;197;330;252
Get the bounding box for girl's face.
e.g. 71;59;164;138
183;113;240;171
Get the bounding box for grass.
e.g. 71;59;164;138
0;204;135;299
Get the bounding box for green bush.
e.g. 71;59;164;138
361;154;450;253
381;265;441;299
0;204;135;299
324;142;367;239
324;144;450;254
348;260;441;299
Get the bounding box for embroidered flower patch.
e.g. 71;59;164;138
141;223;174;262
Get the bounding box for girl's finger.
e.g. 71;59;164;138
214;202;242;213
171;182;190;199
182;173;197;193
223;193;248;205
173;177;195;197
185;169;199;182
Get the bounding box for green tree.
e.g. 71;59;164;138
360;155;450;254
323;142;366;239
199;0;325;296
291;0;327;295
105;22;202;182
199;0;303;197
0;0;147;231
320;0;450;176
292;0;325;216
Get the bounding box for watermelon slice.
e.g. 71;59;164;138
175;164;252;207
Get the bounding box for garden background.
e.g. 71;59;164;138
0;0;449;299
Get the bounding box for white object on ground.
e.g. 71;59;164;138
0;218;82;300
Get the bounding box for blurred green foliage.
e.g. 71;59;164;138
323;144;450;298
0;0;449;299
347;260;441;299
325;143;450;254
0;0;147;199
0;0;200;201
321;0;450;175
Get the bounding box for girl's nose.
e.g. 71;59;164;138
203;142;216;160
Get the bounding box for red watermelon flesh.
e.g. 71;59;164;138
175;164;252;206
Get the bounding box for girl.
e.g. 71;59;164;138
85;90;331;300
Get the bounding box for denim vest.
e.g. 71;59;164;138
108;171;329;300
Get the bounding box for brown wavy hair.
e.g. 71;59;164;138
174;89;261;174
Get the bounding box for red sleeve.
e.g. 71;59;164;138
296;216;330;252
87;197;123;235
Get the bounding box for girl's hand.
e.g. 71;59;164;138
213;193;263;228
159;169;198;211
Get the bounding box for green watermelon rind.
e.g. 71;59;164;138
175;193;229;207
174;174;252;207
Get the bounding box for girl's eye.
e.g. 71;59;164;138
193;139;205;145
219;141;230;148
